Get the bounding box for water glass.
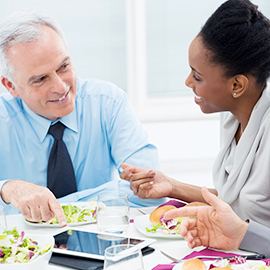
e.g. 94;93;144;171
0;206;7;232
97;191;129;234
103;244;144;270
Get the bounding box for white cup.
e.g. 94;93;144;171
103;244;144;270
96;191;129;234
0;206;7;232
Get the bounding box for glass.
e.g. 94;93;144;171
0;206;7;232
103;244;144;270
97;191;129;234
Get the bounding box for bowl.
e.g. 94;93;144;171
1;233;54;270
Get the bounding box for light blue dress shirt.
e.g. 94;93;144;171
0;77;165;214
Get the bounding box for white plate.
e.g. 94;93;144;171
24;202;97;228
172;260;266;269
134;214;184;239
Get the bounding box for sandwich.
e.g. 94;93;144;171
146;205;183;235
146;202;207;235
182;258;207;270
211;267;233;270
182;259;234;270
149;205;176;225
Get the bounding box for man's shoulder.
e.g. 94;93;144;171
76;77;126;100
0;92;23;119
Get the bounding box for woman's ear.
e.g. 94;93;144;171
1;76;19;97
231;75;249;98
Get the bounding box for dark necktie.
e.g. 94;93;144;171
47;122;77;198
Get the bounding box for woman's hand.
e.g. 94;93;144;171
164;187;249;250
120;163;173;199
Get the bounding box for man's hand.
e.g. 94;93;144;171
1;180;67;227
120;163;173;199
164;186;248;250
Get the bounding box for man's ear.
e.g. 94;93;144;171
1;76;19;97
231;75;249;98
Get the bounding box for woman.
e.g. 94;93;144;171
120;0;270;228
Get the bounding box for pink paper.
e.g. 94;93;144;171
151;264;175;270
158;200;186;209
182;248;241;261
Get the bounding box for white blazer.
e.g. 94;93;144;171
213;87;270;227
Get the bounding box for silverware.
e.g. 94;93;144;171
160;250;181;263
137;208;146;215
220;254;266;260
160;250;266;263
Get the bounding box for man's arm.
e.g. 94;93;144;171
104;89;167;206
106;89;161;171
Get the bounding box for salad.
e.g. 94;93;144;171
0;227;52;264
145;215;184;235
46;201;102;224
209;257;270;270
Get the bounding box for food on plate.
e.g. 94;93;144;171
145;202;209;235
209;257;270;270
181;257;270;270
184;202;208;207
211;267;233;270
182;258;206;270
26;201;104;225
149;205;176;225
0;227;52;264
146;205;183;235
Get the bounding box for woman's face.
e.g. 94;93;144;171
185;36;234;114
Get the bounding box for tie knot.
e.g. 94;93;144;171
48;122;65;140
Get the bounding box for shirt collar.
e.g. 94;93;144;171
22;101;78;142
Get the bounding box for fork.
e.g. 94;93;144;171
160;250;265;263
137;208;146;215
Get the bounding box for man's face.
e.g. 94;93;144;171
5;26;77;120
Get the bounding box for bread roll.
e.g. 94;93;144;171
149;205;176;224
182;258;206;270
211;267;233;270
184;202;208;207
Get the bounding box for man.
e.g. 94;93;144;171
0;11;164;226
164;187;270;257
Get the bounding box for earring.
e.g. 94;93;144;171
233;93;237;96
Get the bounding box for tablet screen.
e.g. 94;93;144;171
53;229;155;260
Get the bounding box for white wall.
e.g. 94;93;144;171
142;118;219;188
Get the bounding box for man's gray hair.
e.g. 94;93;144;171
0;11;66;81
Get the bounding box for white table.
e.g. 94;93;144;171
6;207;254;270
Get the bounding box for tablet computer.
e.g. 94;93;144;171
52;228;155;261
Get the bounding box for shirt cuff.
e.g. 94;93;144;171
0;180;9;203
239;219;270;257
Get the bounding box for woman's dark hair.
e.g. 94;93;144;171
199;0;270;90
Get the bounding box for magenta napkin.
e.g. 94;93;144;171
182;248;241;261
151;264;174;270
262;259;270;265
158;199;186;208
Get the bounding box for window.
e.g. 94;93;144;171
126;0;270;122
0;0;269;122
